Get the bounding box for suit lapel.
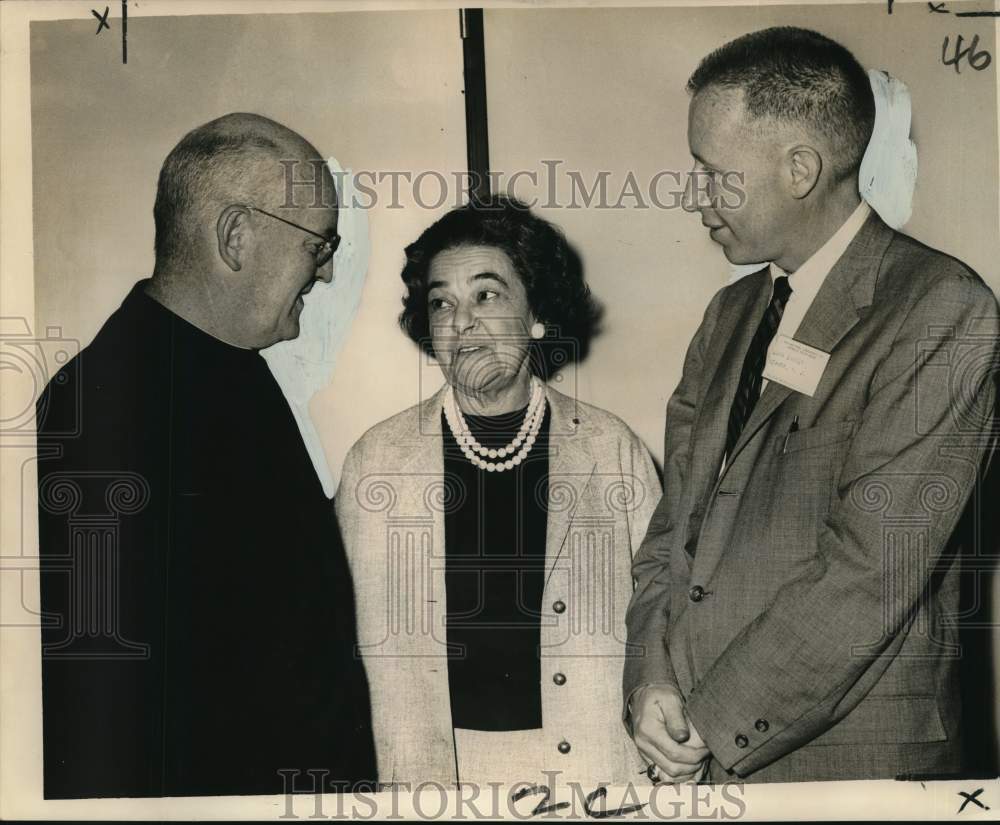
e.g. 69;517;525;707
683;269;771;541
720;213;893;474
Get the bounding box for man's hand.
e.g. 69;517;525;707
629;683;710;783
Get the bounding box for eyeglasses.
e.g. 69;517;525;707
246;205;341;267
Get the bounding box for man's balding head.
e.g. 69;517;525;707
148;113;339;349
153;113;330;268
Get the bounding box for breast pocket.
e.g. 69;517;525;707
766;419;858;544
774;419;856;455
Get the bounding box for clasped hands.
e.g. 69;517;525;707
630;683;710;784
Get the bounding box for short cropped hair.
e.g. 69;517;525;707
153;117;281;266
687;27;875;181
399;194;600;379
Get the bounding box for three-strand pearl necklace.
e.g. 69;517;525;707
443;378;546;473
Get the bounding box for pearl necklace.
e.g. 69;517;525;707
443;378;546;472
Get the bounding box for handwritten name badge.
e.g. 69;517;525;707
763;335;830;397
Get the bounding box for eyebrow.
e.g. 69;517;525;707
294;222;337;245
427;271;508;291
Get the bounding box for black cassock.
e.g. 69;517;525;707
36;281;376;798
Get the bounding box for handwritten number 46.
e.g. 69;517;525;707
942;34;992;73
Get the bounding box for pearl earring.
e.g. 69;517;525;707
530;322;545;340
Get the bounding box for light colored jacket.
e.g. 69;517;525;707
625;213;1000;782
337;383;660;787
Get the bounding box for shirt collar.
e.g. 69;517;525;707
770;200;872;290
127;279;261;360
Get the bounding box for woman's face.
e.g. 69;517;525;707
426;244;536;398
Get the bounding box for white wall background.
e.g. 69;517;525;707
30;9;467;479
28;1;1000;767
484;3;999;467
31;3;999;477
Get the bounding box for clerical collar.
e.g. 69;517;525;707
131;279;260;358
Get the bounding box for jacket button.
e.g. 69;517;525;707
558;740;571;754
735;734;748;748
553;600;566;614
553;672;566;686
755;719;769;733
689;586;705;602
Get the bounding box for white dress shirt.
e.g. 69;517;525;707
761;200;872;393
719;200;872;474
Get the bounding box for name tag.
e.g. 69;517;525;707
763;335;830;397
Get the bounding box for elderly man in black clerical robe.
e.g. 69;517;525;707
35;113;375;799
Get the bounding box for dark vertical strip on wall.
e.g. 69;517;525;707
460;9;490;201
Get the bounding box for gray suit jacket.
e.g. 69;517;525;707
624;213;1000;782
337;384;660;786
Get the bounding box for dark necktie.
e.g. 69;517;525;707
725;275;792;459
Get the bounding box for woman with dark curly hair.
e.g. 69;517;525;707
336;195;660;788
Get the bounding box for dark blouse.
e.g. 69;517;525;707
441;401;551;731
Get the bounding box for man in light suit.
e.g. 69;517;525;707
624;27;1000;783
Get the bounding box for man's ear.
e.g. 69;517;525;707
787;145;822;199
217;205;250;272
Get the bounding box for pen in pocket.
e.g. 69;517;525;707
782;415;800;454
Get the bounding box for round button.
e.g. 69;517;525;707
735;734;749;748
553;600;566;614
553;672;567;686
557;740;571;754
755;719;769;733
689;586;705;603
